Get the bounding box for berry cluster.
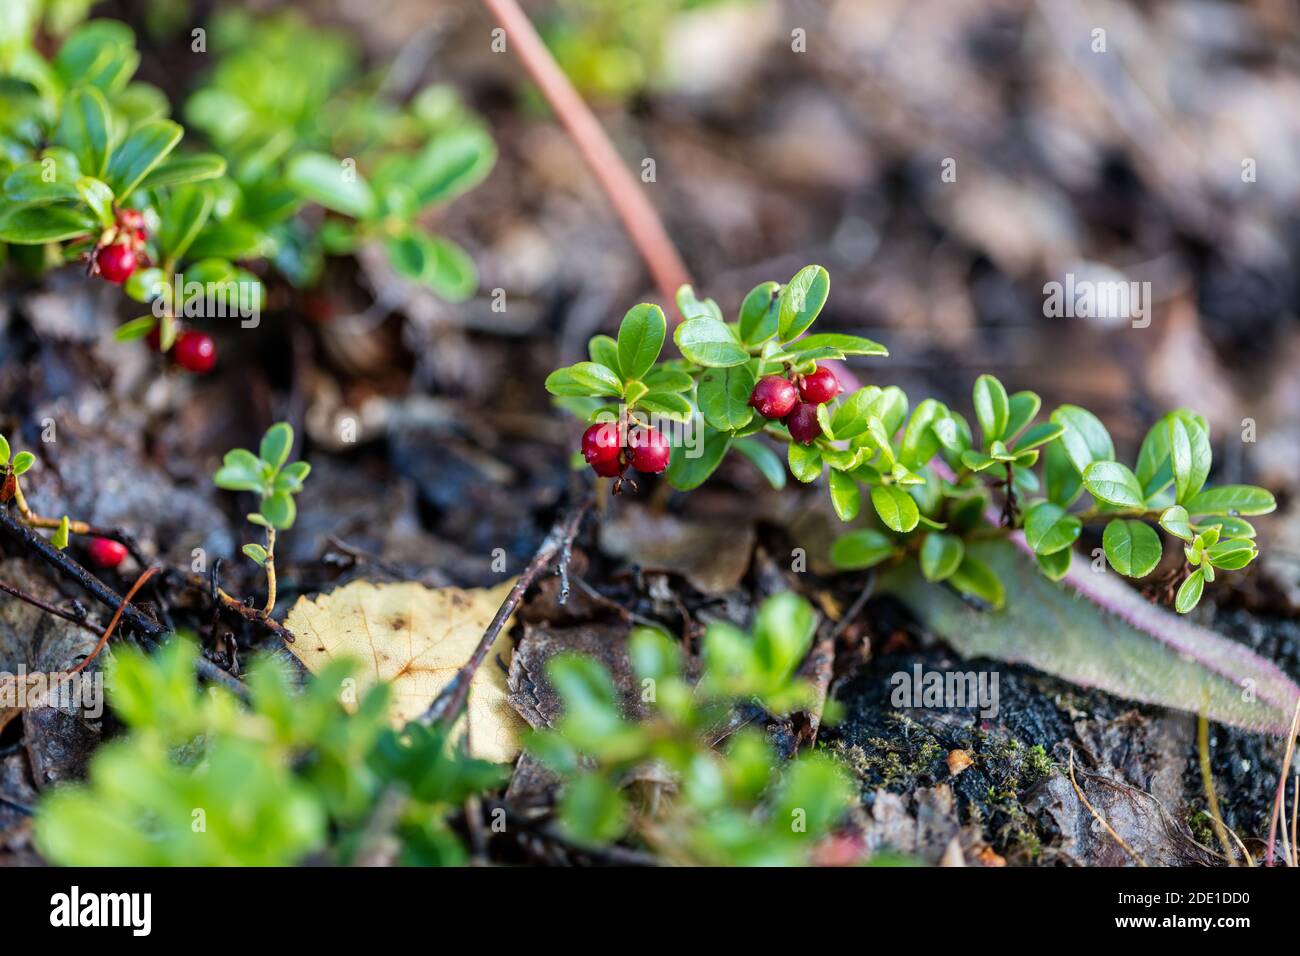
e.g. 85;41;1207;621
581;420;671;492
748;364;841;443
92;208;148;285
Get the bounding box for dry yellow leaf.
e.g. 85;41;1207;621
285;579;524;763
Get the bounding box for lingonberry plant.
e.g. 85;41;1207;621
546;266;1276;615
212;423;311;615
36;640;505;866
0;11;495;366
182;9;496;299
526;593;854;864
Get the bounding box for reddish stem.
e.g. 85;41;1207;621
482;0;692;317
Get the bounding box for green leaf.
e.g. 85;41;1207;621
242;543;268;567
1164;416;1204;505
1082;461;1145;509
972;374;1009;444
545;362;623;398
1043;439;1083;507
920;533;964;582
676;285;723;322
641;366;692;393
0;203;96;243
587;334;620;376
697;364;755;432
787;333;888;357
828;469;861;521
1035;547;1071;581
54;20;138;94
1013;421;1063;452
1102;520;1162;578
635;392;693;421
1051;405;1114;475
113;315;157;341
1004;391;1041;441
286;152;376;219
106;118;182;199
732;438;786;490
665;426;730;491
754;592;817;681
787;442;823;483
52;515;70;551
777;265;830;341
11;451;34;475
258;423;293;472
1204;539;1257;571
157;184;214;262
558;773;626;846
830;530;896;570
0;434;9;464
1159;506;1193;542
409;127;496;208
898;399;945;469
948;555;1005;609
870;484;920;533
1183;485;1276;517
1023;501;1082;556
212;449;264;493
1175;568;1204;614
136;153;227;191
738;281;779;344
56;86;112;178
385;231;477;302
74;176;114;228
260;492;296;531
1194;516;1255;540
3;149;82;203
616;303;666;381
674;317;748;367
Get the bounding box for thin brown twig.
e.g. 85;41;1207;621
481;0;691;316
421;493;594;728
0;506;246;696
67;566;159;676
0;579;105;634
1068;748;1147;867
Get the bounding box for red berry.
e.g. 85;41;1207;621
174;330;217;373
785;402;822;444
96;242;136;284
798;365;841;405
590;455;625;478
581;421;621;465
87;537;128;569
628;427;670;473
749;375;799;419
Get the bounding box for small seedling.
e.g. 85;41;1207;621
212;422;311;614
546;266;1275;614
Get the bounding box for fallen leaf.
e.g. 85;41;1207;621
285;579;525;762
598;504;755;595
946;749;974;777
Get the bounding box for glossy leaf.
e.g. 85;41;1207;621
1102;520;1162;578
1082;461;1145;509
617;304;667;382
776;265;829;341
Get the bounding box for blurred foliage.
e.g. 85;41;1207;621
528;592;857;866
36;640;505;866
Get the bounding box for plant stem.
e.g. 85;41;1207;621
263;527;277;615
481;0;691;316
420;492;593;728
